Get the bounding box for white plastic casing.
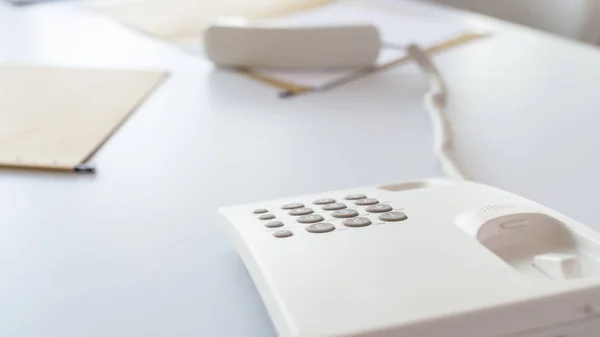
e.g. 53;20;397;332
219;179;600;337
203;19;381;68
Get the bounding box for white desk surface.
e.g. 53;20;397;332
2;0;600;336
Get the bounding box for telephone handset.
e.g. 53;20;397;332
203;18;381;68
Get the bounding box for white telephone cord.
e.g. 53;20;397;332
405;44;467;180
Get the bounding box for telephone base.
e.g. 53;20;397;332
219;179;600;337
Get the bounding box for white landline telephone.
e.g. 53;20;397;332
208;19;600;337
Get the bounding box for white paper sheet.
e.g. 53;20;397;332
262;2;467;46
254;49;405;88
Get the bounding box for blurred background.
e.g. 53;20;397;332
423;0;600;44
6;0;600;45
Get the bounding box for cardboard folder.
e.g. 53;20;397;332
0;65;166;171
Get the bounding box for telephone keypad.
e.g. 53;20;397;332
254;193;408;238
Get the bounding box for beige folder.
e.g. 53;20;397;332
0;65;166;172
92;0;331;46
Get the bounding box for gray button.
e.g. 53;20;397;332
265;221;284;228
306;223;335;233
366;204;393;213
273;230;293;238
313;198;336;205
343;217;372;227
345;194;367;200
332;209;359;218
355;198;379;206
288;208;314;216
281;203;304;210
253;208;268;214
379;212;408;222
322;203;347;211
258;214;276;220
297;214;325;224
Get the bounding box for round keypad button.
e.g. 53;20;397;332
288;208;314;216
281;203;304;210
379;212;408;222
253;208;268;214
313;198;336;205
265;221;284;228
344;194;367;200
355;198;379;206
322;203;347;211
343;217;372;227
258;214;275;220
297;214;325;224
366;204;393;213
273;230;293;238
306;223;335;233
332;209;359;218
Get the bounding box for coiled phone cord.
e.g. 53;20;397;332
405;44;467;180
